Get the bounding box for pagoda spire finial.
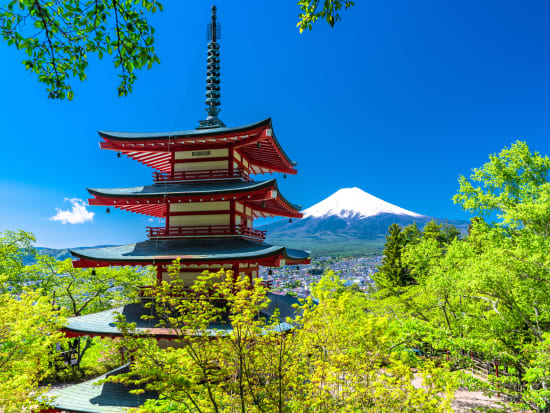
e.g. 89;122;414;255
199;5;225;129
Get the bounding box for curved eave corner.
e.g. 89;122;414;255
267;119;298;169
282;247;311;264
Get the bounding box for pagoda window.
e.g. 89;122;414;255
175;148;228;160
191;150;212;157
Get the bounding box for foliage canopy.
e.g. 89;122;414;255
0;1;353;99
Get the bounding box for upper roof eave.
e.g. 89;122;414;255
99;118;272;141
98;117;298;169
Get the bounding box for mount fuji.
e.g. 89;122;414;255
262;187;468;256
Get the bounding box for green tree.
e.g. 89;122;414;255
34;257;155;317
370;141;550;412
454;140;550;231
0;229;38;293
0;230;154;368
402;222;422;244
108;269;455;412
374;223;413;288
112;269;298;412
38;257;154;365
0;0;162;99
0;284;65;410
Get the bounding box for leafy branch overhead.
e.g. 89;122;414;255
297;0;355;32
0;1;352;100
0;0;162;100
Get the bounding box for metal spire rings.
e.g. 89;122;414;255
206;5;221;120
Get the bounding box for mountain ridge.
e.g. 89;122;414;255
263;187;469;256
302;187;426;220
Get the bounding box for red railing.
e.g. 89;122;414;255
153;168;250;182
147;225;266;241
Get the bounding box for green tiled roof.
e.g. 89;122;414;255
99;118;271;141
88;179;285;199
40;365;157;413
70;238;310;264
64;293;300;337
64;303;175;337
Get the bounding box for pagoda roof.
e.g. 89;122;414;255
88;179;277;198
39;364;156;413
62;293;299;338
70;238;310;268
99;118;274;141
99;118;298;175
87;179;302;218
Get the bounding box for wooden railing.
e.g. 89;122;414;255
153;168;250;183
147;225;266;241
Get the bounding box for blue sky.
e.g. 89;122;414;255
2;1;550;248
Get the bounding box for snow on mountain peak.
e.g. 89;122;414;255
302;187;424;219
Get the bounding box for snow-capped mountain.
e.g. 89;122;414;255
262;187;467;256
302;187;425;220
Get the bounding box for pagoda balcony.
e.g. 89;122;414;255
146;225;267;241
153;168;250;183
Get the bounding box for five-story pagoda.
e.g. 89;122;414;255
41;7;309;413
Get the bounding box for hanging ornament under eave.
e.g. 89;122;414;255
117;152;121;158
268;269;273;275
106;207;111;213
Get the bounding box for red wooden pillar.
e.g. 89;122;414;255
170;150;175;179
228;147;234;174
156;264;163;284
230;200;235;233
231;263;238;281
165;204;170;229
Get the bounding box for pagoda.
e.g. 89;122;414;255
40;6;309;412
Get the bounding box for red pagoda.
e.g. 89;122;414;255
40;6;309;412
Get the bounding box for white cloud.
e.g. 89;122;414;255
50;198;94;224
